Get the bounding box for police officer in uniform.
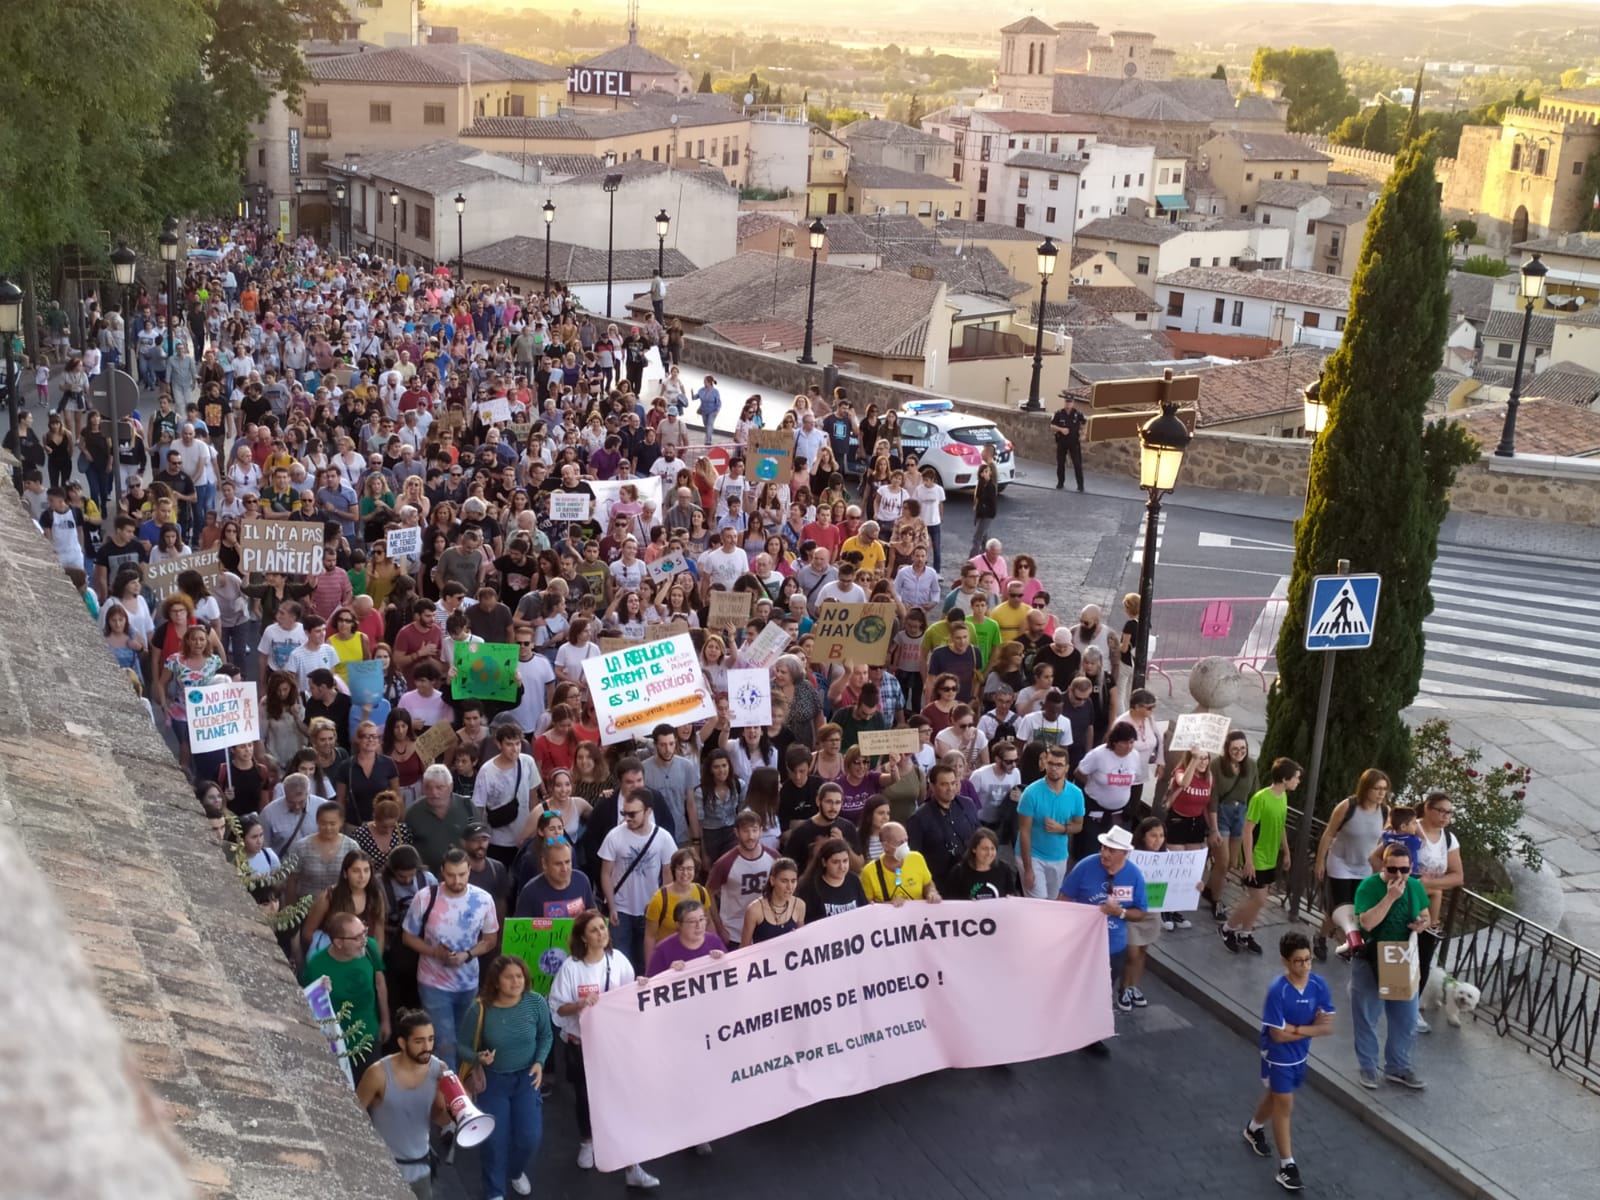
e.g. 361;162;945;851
1051;391;1086;492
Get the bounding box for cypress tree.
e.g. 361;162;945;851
1361;102;1389;152
1259;133;1479;816
1212;64;1227;81
697;70;713;94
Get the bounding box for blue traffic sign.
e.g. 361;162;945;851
1305;574;1381;651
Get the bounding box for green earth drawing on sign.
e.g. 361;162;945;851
854;615;888;645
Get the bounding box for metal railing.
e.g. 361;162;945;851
1439;888;1600;1094
1268;806;1600;1093
1144;595;1286;695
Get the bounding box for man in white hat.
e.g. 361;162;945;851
1057;824;1149;1051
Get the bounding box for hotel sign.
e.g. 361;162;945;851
568;67;633;98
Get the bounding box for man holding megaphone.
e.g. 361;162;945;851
357;1008;495;1198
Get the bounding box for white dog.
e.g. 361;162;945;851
1419;971;1482;1028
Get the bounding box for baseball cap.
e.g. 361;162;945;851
463;822;492;840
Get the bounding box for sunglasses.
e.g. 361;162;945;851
1384;865;1412;876
939;686;957;694
956;722;974;730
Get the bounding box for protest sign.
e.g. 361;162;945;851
600;636;642;653
583;900;1111;1171
647;551;688;582
741;620;791;669
480;396;512;424
587;475;662;531
385;526;422;560
727;668;772;728
645;619;690;642
346;659;385;708
581;633;715;744
501;917;575;996
1128;849;1208;912
440;408;469;432
708;590;752;629
810;601;896;666
747;427;792;483
303;975;353;1086
858;728;922;757
141;549;221;601
184;681;260;753
415;719;460;766
451;642;520;702
240;520;323;575
507;422;534;444
550;492;593;523
1169;712;1232;757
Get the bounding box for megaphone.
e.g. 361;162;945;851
437;1070;496;1148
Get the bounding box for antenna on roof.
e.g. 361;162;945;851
628;0;640;45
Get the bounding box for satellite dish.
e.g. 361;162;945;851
744;92;755;106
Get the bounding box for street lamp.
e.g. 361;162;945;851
1302;370;1328;437
0;275;22;452
602;172;623;317
1022;236;1058;412
1131;397;1192;690
159;219;180;361
800;218;826;366
655;208;671;276
334;181;347;256
542;199;556;299
454;192;466;280
1494;251;1549;458
110;242;138;374
388;187;400;263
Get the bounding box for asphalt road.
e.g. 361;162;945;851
430;973;1441;1200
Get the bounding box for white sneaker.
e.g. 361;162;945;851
511;1173;532;1195
625;1164;661;1190
693;1142;713;1156
577;1141;595;1170
1416;1015;1432;1034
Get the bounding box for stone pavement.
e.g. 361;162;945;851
430;973;1441;1200
1150;895;1600;1200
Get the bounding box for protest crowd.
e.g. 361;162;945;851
9;219;1463;1198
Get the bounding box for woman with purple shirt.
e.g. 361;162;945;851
642;899;727;977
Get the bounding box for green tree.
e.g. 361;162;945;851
1580;153;1600;233
1212;64;1228;81
906;93;924;128
1250;46;1359;133
1361;102;1391;152
1459;254;1509;276
697;70;713;93
1561;68;1589;91
1328;109;1370;147
1259;132;1480;818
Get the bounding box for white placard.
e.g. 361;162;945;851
1170;711;1232;757
581;632;716;744
184;680;261;753
239;520;323;576
480;396;512;424
550;492;593;522
741;620;791;669
646;550;688;582
385;526;422;559
726;668;772;728
1128;849;1208;912
588;475;663;530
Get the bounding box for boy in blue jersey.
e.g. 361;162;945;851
1245;930;1336;1192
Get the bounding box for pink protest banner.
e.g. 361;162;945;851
581;899;1111;1170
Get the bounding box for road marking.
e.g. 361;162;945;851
1417;660;1600;700
1197;532;1295;552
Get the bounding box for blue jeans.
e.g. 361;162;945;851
478;1069;544;1197
417;984;477;1070
615;911;647;974
222;621;257;681
1350;956;1418;1075
194;482;215;525
927;524;942;572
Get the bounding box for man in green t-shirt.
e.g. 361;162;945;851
1222;756;1301;955
966;594;1002;669
1350;843;1432;1090
301;912;389;1080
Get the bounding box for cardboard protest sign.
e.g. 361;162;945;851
727;668;772;727
550;492;593;522
385;526;422;560
600;636;643;653
1128;849;1208;912
501;917;575;995
741;621;791;669
858;728;921;757
184;681;260;753
645;619;690;642
581;633;715;744
451;642;520;702
647;551;688;582
240;520;323;575
1170;712;1232;757
810;601;896;666
708;590;752;629
142;549;221;600
747;427;792;483
415;719;461;766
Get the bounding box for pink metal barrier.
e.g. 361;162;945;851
1145;596;1287;695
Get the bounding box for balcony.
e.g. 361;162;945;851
306;124;332;140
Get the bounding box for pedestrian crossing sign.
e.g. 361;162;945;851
1305;574;1381;651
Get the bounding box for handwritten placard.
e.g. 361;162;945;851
647;551;688;582
727;668;772;728
810;601;896;666
480;396;512;424
1170;711;1232;757
142;549;221;600
707;590;752;629
385;526;422;560
858;728;921;757
240;520;324;575
741;620;791;669
550;492;593;522
415;719;460;766
645;618;690;642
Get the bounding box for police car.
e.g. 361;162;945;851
893;399;1015;492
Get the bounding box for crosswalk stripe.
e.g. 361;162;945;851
1416;659;1600;701
1429;568;1599;614
1416;677;1545;702
1422;623;1600;664
1426;587;1600;628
